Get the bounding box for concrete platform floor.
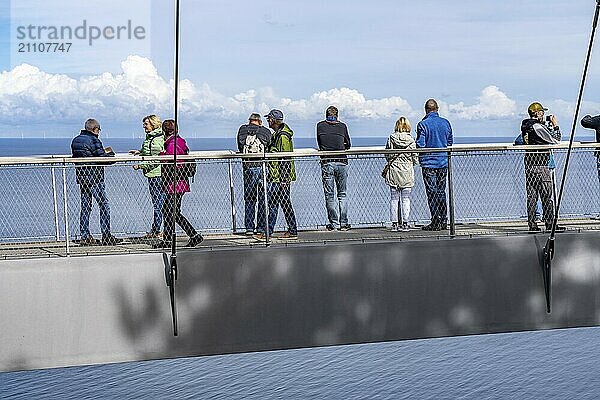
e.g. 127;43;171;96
1;218;599;260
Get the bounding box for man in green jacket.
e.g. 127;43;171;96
254;109;298;240
129;114;165;238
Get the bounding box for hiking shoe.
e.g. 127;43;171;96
401;222;410;232
528;225;542;234
186;234;204;247
252;233;266;241
142;231;161;239
421;223;441;231
281;231;298;240
79;236;100;246
326;224;335;231
101;234;123;246
548;225;567;233
152;240;169;249
339;224;351;231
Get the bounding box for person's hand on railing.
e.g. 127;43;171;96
132;164;141;170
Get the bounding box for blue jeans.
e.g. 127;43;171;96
422;167;448;226
268;182;297;235
321;162;348;227
148;177;165;233
597;155;600;185
243;166;265;232
79;182;111;238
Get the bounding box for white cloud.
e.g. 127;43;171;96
0;56;519;125
444;86;516;120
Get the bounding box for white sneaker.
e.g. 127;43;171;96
389;223;398;232
401;222;410;232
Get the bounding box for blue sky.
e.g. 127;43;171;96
1;0;600;138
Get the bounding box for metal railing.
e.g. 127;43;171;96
0;142;599;254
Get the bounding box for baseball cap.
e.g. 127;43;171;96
528;102;548;114
264;109;284;121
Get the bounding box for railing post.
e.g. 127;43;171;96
61;164;71;256
261;159;270;245
447;151;456;237
51;165;60;242
227;159;237;233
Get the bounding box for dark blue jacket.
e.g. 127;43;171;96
71;130;114;185
416;112;453;169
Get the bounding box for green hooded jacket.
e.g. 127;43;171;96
268;123;296;183
139;128;164;178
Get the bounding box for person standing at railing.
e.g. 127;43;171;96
237;113;272;235
254;109;298;240
521;102;565;233
71;118;122;246
383;117;419;232
153;119;204;248
129;115;165;239
580;114;600;193
316;105;352;231
416;99;453;231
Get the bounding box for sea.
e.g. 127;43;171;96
1;136;600;399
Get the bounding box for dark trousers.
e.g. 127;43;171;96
525;166;555;228
79;182;111;238
422;167;448;226
162;192;197;240
257;182;297;235
242;166;264;233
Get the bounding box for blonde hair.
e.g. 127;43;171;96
394;117;411;133
143;114;162;130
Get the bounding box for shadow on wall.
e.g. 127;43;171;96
114;232;600;361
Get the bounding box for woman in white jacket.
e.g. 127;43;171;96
383;117;419;231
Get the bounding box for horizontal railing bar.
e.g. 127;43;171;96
0;142;599;165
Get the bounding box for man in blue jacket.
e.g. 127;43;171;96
71;119;122;246
416;99;453;231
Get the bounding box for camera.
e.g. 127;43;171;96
545;115;554;127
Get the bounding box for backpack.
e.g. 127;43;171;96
243;130;265;154
181;149;197;181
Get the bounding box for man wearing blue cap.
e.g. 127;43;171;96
254;109;298;240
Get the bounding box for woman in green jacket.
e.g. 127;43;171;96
129;115;165;238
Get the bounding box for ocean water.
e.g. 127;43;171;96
2;327;600;399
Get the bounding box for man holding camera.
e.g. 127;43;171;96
521;102;565;233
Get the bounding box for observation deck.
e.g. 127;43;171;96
1;142;599;259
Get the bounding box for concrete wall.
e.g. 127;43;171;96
2;232;600;372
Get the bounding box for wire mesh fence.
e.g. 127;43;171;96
0;145;599;248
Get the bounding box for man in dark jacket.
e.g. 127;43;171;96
237;113;272;235
521;102;565;233
316;105;351;231
581;114;600;187
71;119;121;245
416;99;453;231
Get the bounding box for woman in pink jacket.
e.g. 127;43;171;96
153;119;203;248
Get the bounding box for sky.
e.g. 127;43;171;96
1;0;600;139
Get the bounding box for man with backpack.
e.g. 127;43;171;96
237;113;272;235
254;109;298;240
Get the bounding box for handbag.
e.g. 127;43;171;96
381;153;400;178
